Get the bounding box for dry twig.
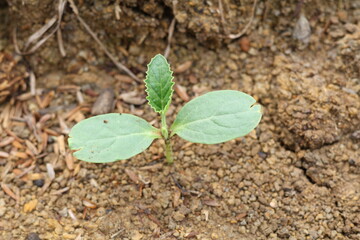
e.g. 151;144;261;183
68;0;141;83
228;0;258;39
218;0;228;35
1;183;19;201
164;18;176;58
114;0;122;20
14;0;67;55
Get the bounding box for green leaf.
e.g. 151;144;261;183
68;113;160;163
145;54;174;113
171;90;262;144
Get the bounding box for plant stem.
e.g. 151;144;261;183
161;113;174;163
161;113;168;139
165;138;174;164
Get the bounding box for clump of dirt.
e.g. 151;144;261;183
270;53;359;150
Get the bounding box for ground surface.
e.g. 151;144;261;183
0;0;360;239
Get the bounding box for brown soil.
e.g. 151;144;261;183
1;1;360;239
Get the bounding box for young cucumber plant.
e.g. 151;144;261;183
68;54;262;164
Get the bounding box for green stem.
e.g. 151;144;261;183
161;113;174;164
165;138;174;164
161;113;168;139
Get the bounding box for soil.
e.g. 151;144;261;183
1;0;360;239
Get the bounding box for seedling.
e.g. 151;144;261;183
68;54;262;164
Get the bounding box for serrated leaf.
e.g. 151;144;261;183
145;54;174;113
171;90;262;144
68;113;160;163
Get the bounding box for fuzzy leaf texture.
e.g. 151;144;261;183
68;113;160;163
171;90;262;144
145;54;174;113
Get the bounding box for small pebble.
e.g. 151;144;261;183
269;199;278;208
26;233;41;240
172;211;185;222
351;130;360;140
91;88;115;115
33;179;45;187
239;36;250;52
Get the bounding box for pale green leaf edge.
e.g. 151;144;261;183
68;113;161;163
170;90;262;144
144;54;174;114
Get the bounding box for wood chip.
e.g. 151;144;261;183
73;163;81;176
37;113;54;128
0;104;11;128
58;115;70;134
57;135;66;156
174;84;190;102
12;140;25;149
1;162;12;179
91;88;115;115
181;142;194;150
139;163;163;171
25;114;41;142
116;100;124;113
125;169;140;185
185;232;198;238
46;163;55;180
203;199;221;207
74;111;85;122
83;88;99;98
38;132;48;153
16;89;44;101
76;89;84;104
0;151;10;158
119;91;146;105
41;90;55;108
63;105;82;120
19;159;33;168
90;178;99;188
25;140;39;155
189;75;198;84
15;165;35;179
202;209;209;221
65;152;74;170
43;128;60;136
1;183;19;201
82;199;97;209
0;137;14;147
35;95;43;109
53;140;59;155
12;151;28;159
39;178;52;195
115;74;133;83
51;186;69;195
236;212;247;220
4;128;24;142
25;149;35;159
68;110;85;123
28;173;43;180
13;168;23;176
173;188;181;208
68;209;78;221
174;61;192;73
57;84;80;91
